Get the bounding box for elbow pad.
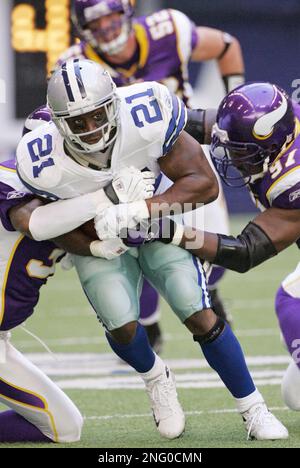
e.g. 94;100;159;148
185;108;206;144
213;222;277;273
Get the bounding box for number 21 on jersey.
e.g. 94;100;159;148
27;134;55;178
125;88;163;128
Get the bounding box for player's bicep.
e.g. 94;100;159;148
159;131;215;181
253;207;300;252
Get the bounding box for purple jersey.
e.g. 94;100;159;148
0;160;64;331
57;9;198;105
250;103;300;211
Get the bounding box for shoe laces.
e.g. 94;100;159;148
147;369;179;420
245;403;273;440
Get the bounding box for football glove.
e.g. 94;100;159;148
95;200;150;240
124;217;184;247
105;167;155;204
90;238;129;260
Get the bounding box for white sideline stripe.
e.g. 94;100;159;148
14;328;280;348
84;406;289;421
20;353;292;377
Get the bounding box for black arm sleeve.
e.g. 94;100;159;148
185;108;206;144
213;222;278;273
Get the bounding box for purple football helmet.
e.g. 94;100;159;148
210;82;296;186
72;0;135;55
22;105;52;136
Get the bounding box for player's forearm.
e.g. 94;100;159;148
52;229;93;256
179;222;277;273
28;190;112;241
147;218;277;273
218;36;245;93
145;174;218;219
179;227;219;261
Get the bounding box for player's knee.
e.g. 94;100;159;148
165;272;204;314
110;321;138;344
185;308;217;336
281;361;300;411
56;407;84;443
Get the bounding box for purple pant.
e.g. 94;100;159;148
208;266;226;289
139;278;159;321
275;285;300;370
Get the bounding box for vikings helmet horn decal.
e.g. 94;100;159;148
253;89;288;140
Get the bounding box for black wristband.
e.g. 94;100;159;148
222;74;245;93
103;183;119;205
185;108;206;144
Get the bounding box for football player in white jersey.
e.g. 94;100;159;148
57;0;243;348
16;60;288;440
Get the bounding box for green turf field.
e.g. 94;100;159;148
1;216;300;448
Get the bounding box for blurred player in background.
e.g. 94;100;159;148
15;61;288;440
56;0;246;350
149;82;300;415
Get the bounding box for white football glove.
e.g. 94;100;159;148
110;167;155;203
95;200;150;240
90;238;129;260
60;253;74;271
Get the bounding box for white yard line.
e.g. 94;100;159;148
84;406;289;421
12;352;291;389
54;372;285;390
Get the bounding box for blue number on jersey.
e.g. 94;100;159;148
125;88;163;128
27;134;54;178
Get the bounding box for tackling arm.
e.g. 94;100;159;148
9;198;95;255
176;207;300;272
185;108;217;145
10;190;110;241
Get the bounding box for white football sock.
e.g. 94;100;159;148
235;389;264;414
139;354;166;382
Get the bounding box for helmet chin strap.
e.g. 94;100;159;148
65;140;113;170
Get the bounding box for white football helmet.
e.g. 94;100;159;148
47;59;120;155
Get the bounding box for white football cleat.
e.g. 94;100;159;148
145;366;185;439
242;403;289;440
